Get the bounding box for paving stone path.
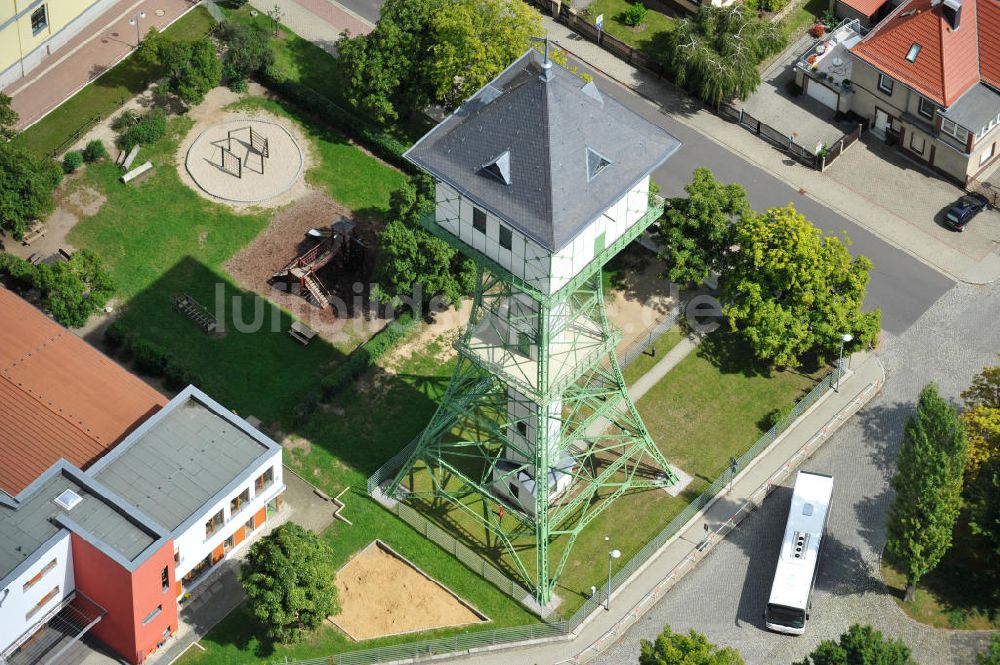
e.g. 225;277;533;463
596;282;1000;665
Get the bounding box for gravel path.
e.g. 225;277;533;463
596;282;1000;665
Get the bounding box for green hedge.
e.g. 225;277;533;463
259;73;412;172
104;320;202;391
320;313;417;399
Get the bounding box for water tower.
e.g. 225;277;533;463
389;48;683;606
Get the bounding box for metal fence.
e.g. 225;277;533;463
316;369;836;665
618;308;681;370
718;103;821;169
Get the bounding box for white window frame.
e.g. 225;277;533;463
940;117;969;143
878;73;894;95
917;97;935;120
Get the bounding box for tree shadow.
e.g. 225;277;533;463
693;332;774;379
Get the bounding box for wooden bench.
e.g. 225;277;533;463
22;224;46;246
121;161;152;184
174;293;217;333
289;320;317;345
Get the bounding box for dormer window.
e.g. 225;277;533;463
906;43;921;63
586;147;612;182
480;151;511;185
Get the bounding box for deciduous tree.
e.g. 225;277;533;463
0;91;18;140
158;37;222;106
962;358;1000;481
0;143;62;240
886;383;967;601
662;6;785;106
719;204;879;368
218;22;275;90
793;624;915;665
654;167;750;286
372;176;476;310
35;250;115;327
338;0;541;123
241;523;339;643
639;624;744;665
969;455;1000;559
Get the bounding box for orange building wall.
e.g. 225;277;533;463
69;534;178;664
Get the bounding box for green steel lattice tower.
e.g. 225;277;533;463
389;49;683;607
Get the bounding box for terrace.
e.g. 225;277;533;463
795;20;864;112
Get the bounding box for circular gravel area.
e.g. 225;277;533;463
184;116;304;204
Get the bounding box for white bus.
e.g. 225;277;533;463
764;470;834;635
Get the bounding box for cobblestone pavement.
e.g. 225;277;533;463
596;282;1000;665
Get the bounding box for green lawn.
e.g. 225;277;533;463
781;0;827;40
12;6;216;158
397;330;826;616
621;327;685;386
881;517;1000;630
176;336;539;665
580;0;677;58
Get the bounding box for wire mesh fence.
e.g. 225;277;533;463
336;368;836;665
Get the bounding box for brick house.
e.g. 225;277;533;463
847;0;1000;185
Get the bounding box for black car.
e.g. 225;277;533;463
944;192;989;231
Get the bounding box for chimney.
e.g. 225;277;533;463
942;0;961;30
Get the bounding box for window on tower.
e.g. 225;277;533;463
499;225;512;250
473;207;487;234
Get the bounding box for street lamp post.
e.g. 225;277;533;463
128;11;147;47
606;549;621;611
836;333;853;392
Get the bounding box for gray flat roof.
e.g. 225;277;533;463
91;389;276;532
405;49;681;252
0;464;161;584
941;84;1000;131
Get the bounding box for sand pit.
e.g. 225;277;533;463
332;540;488;640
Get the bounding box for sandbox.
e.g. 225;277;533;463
331;540;488;640
183;116;304;204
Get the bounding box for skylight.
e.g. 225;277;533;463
906;43;921;62
480;150;511;185
54;489;82;511
586;147;612;182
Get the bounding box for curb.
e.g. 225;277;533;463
570;356;886;664
548;28;997;286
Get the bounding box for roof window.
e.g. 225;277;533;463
906;43;921;62
54;489;82;510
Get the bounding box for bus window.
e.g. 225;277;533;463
765;603;805;630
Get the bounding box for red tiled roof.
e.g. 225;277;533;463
0;288;166;496
850;0;982;107
840;0;889;18
979;0;1000;89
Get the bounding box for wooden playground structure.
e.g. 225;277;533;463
268;219;365;310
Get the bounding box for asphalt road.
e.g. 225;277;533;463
575;61;955;337
333;0;381;24
595;282;1000;665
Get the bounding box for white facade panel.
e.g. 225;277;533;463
173;451;283;581
0;533;75;654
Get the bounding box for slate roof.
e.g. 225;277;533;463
850;0;997;108
404;50;681;252
91;388;278;533
0;288;166;496
941;83;1000;131
0;463;165;585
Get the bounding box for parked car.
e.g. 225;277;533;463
943;192;989;231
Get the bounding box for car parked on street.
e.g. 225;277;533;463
943;193;989;231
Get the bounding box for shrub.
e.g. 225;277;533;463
111;109;140;131
131;338;170;376
83;139;109;163
164;360;199;391
292;391;323;426
119;109;167;150
0;252;39;290
62;151;84;173
622;1;648;26
104;319;132;352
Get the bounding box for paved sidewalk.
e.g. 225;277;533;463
432;351;884;665
628;333;701;403
5;0;197;131
250;0;372;56
542;17;1000;285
